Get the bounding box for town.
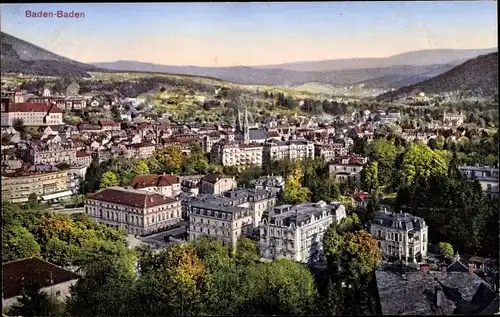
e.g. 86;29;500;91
1;2;499;316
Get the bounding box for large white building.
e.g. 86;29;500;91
185;188;277;248
85;187;182;236
369;210;428;263
259;201;347;264
459;166;499;199
262;139;315;163
1;102;63;127
329;156;368;188
210;140;263;166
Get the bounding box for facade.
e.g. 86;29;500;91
127;142;156;159
459;166;499;198
252;174;285;195
85;187;182;236
200;173;238;195
259;201;347;263
262;139;315;163
30;142;78;165
369;210;428;262
130;174;181;197
329;156;368;188
2;257;80;308
185;188;277;247
1;102;63;127
443;110;464;127
75;151;92;167
314;143;348;162
99;121;121;131
211;140;264;166
1;168;70;203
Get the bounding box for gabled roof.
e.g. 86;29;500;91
131;174;180;189
7;102;62;114
88;187;177;208
2;257;80;299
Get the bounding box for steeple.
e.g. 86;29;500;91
244;106;249;143
236;107;242;133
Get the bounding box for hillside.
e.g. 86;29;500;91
93;61;455;88
0;32;102;77
255;48;497;72
377;52;499;101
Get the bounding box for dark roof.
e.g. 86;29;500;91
131;174;180;189
249;128;268;141
371;210;426;231
7;102;62;114
88;187;177;208
2;257;80;299
201;173;233;184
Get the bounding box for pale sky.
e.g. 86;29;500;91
0;2;497;67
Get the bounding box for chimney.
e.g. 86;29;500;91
434;286;442;308
468;263;474;273
441;264;447;273
420;264;430;272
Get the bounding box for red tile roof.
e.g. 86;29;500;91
2;257;80;299
7;102;62;114
99;121;120;127
88;187;177;208
202;173;233;184
131;174;180;189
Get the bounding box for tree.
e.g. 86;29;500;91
361;161;379;196
132;160;150;176
282;165;311;204
8;281;66;317
2;225;41;262
235;237;260;266
150;146;183;174
401;142;447;186
99;171;119;189
438;242;454;258
12;118;28;140
66;81;80;96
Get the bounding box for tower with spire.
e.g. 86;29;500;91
235;105;250;145
243;106;250;144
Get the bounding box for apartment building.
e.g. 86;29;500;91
314;143;348;162
328;156;368;188
252;174;285;196
369;210;428;263
443;110;465;127
185;188;277;247
29;142;78;165
1;102;63;127
459;166;499;199
199;173;237;195
127;142;156;159
85;187;182;236
259;201;346;263
99;120;121;131
211;140;263;166
1;168;70;203
130;173;181;197
262;139;315;163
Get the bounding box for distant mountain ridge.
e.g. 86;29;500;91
377;52;499;101
1;31;101;77
253;48;498;72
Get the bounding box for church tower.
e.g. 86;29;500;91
243;107;250;144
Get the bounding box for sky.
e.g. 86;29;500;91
0;2;497;67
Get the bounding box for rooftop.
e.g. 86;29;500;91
266;201;344;227
131;174;180;189
375;268;498;315
3;257;80;299
371;210;427;231
87;187;177;208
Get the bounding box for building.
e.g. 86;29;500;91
210;140;264;166
99;120;121;131
75;151;92;167
328;156;367;188
262;139;315;163
443;110;464;127
234;107;250;145
85;187;182;236
127;142;156;159
259;201;347;264
29;142;78;165
314;143;348;162
130;174;181;197
185;188;277;248
370;210;429;263
200;173;237;195
459;166;499;198
375;264;499;315
1;102;63;127
252;174;285;195
2;257;80;308
1;168;71;203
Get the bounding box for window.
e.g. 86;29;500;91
55;291;61;296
